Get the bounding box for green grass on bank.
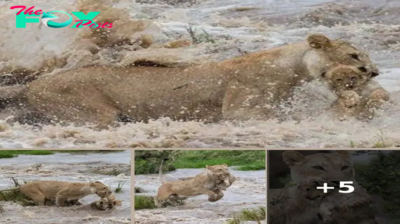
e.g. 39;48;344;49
0;150;125;159
0;178;35;206
135;195;156;210
0;150;54;159
135;150;265;175
227;207;266;224
172;150;265;171
53;150;125;154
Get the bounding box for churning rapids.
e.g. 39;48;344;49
0;0;399;148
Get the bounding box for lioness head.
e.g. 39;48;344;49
325;65;370;93
206;164;230;184
282;150;355;188
90;181;112;198
307;34;379;79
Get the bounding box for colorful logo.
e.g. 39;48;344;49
10;6;113;29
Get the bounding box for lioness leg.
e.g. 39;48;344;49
66;199;82;206
55;188;71;207
319;202;336;223
191;186;218;201
330;90;365;120
222;79;274;121
167;194;182;206
209;189;224;202
20;186;46;206
28;193;46;206
366;88;390;109
154;196;167;208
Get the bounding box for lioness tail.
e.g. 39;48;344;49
159;158;169;184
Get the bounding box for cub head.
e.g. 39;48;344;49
297;177;328;200
307;34;379;80
92;193;122;211
282;150;355;187
93;198;109;211
90;181;112;198
93;198;122;211
325;65;370;93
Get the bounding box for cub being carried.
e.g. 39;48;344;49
90;193;122;211
324;65;389;120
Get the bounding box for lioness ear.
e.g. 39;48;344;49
308;34;332;49
282;151;305;167
221;164;228;167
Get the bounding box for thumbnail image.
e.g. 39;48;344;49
268;150;400;224
134;150;266;224
0;150;131;224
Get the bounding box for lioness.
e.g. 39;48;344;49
20;180;112;206
0;34;383;128
154;164;233;208
268;150;356;224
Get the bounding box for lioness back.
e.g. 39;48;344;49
21;181;70;199
20;34;382;128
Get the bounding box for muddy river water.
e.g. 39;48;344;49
0;0;399;149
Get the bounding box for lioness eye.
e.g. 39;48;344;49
312;166;324;170
350;53;359;60
358;67;367;72
336;78;343;82
350;77;357;81
342;166;349;170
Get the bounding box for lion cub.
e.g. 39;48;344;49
91;193;122;211
154;164;233;208
325;65;389;120
20;180;112;206
299;178;377;224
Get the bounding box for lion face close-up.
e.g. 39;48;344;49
282;151;355;187
307;34;379;79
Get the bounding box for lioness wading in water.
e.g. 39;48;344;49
17;180;111;206
0;34;384;128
